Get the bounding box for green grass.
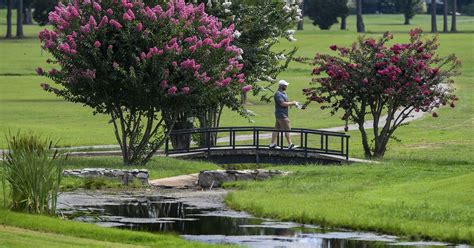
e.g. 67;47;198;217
225;162;474;244
1;9;474;246
0;208;229;248
1;13;473;147
0;225;144;248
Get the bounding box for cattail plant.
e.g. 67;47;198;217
2;132;63;215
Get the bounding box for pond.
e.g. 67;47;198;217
57;190;463;248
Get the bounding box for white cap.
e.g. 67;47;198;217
279;80;290;86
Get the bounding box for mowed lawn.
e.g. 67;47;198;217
0;10;473;246
1;13;473;148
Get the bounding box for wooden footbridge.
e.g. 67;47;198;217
165;127;351;165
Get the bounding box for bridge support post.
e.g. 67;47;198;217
304;133;308;164
255;130;260;164
207;131;211;157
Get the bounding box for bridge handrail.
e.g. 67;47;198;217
165;126;350;161
169;126;350;137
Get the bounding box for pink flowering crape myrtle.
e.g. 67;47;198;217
38;0;248;165
303;29;461;159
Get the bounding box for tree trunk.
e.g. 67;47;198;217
356;0;365;33
240;92;248;105
443;0;448;32
197;107;221;147
297;0;304;30
24;7;33;25
404;15;410;25
451;0;457;32
5;0;12;38
358;123;372;159
16;0;24;38
169;115;193;151
431;1;437;33
340;16;347;30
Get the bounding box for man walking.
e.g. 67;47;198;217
270;80;298;149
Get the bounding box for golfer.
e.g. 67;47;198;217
270;80;298;149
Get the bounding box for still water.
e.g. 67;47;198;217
57;191;466;248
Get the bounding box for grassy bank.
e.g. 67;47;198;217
0;208;228;247
225;161;474;244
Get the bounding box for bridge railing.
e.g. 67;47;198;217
164;127;350;160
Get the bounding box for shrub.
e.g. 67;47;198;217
2;132;63;215
302;29;461;159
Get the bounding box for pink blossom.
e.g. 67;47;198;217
108;45;113;50
92;2;101;11
348;63;357;69
160;80;168;89
36;67;44;75
242;85;252;93
58;43;71;53
40;83;50;90
82;69;96;79
106;8;113;15
167;86;177;95
109;19;123;29
364;39;376;47
112;62;119;69
94;41;101;48
123;13;133;21
48;69;58;75
80;24;91;33
376;53;384;59
89;15;97;28
136;22;143;32
181;87;190;94
99;16;109;28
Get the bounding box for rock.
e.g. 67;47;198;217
63;168;150;185
197;170;289;188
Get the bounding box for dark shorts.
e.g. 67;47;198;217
275;118;291;131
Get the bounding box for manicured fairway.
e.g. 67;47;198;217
225;161;474;244
1;13;473;148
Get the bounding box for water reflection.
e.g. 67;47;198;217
58;193;458;248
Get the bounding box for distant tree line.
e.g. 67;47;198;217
303;0;470;33
3;0;473;38
3;0;55;38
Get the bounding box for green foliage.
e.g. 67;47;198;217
463;3;474;15
395;0;424;24
190;0;302;103
1;132;62;215
303;30;461;158
306;0;349;30
39;0;246;165
31;0;56;26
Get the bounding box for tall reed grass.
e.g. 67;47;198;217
1;132;63;215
